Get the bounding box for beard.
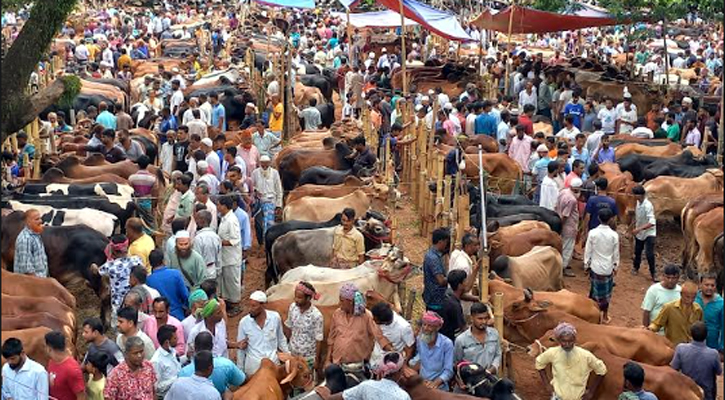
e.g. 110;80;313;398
30;224;44;234
177;248;191;258
419;332;435;344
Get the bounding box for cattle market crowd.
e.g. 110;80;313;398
1;1;724;400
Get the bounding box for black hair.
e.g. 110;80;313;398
523;104;536;114
111;234;128;245
470;302;490;316
448;269;468;291
83;317;105;335
136;155;151;169
1;338;23;358
663;264;681;276
171;218;187;234
117;306;139;326
391;123;403;132
44;331;66;351
431;227;451;245
195;350;214;373
623;361;645;388
101;128;115;138
226;146;237;157
194;331;214;352
200;279;217;299
178;174;193;188
149;248;164;267
631;185;645;196
131;264;148;284
691;321;708;342
342;207;356;220
371;301;394;324
157;324;177;346
595;177;608;190
87;352;111;376
572;159;584;169
218;195;234;210
461;233;478;247
547;160;560;174
598;208;613;224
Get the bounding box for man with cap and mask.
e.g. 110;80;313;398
556;177;583;277
584;209;620;324
92;234;143;330
187;298;228;358
236;291;289;376
535;322;607;400
165;230;206;291
251;155;283;241
327;283;392;380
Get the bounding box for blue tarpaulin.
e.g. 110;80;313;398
253;0;315;9
375;0;473;42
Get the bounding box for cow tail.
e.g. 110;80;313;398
155;167;167;188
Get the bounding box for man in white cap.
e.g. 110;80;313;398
165;230;207;291
240;103;258;130
584;208;619;324
680;97;697;127
616;92;637;116
556;176;582;277
196;160;220;196
235;290;289;376
251;155;283;242
201;137;222;180
364;52;376;70
377;48;390;71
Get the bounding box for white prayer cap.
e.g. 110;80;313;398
536;144;548;153
381;47;387;53
368;52;375;58
260;155;272;163
421;95;430;102
428;89;435;95
171;67;180;73
250;290;267;303
415;104;424;112
682;97;693;104
201;138;213;147
176;230;190;239
443;102;453;110
570;178;583;188
197;160;208;170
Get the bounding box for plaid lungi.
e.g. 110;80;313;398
589;270;614;312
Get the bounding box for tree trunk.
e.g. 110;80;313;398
0;0;78;140
1;78;66;143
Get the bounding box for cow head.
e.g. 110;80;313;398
377;246;412;283
277;353;313;391
357;218;391;245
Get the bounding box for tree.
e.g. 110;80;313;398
0;0;81;144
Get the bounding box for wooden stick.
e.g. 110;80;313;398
503;4;515;95
398;0;408;95
493;291;504;377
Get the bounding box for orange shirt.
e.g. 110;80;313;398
371;109;382;131
327;309;391;364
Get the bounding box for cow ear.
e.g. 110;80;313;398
280;359;298;385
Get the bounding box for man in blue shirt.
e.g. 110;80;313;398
423;228;450;311
563;91;585;130
146;249;189;321
179;332;245;396
592;134;615;164
695;273;724;353
474;101;497;136
210;92;226;132
96;101;117;130
232;194;252;252
584;178;619;231
671;322;723;400
620;361;658;400
413;311;454;390
159;107;178;134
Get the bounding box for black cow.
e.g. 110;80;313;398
83;77;130;93
486;213;542;232
456;362;518;400
22;182;130;196
8;192;135;230
132;135;158;165
264;213;342;286
485;200;563;234
1;211;110;326
221;89;255;125
487;193;535;206
316;103;335;129
617;153;661;182
619;150;718;182
299;68;336;102
298;167;352;186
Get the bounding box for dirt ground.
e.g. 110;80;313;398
68;194;723;399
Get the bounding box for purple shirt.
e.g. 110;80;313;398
671;341;722;400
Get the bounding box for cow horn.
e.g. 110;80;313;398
280;359;298;385
523;288;534;302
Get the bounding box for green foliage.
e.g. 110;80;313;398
598;0;688;22
59;75;81;108
529;0;570;13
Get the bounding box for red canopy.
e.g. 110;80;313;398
471;5;622;34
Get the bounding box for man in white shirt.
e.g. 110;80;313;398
465;103;478;136
631;185;657;280
596;98;617;134
187;109;208;139
1;338;49;400
216;197;243;314
539;160;560;211
196;161;220;196
170;80;184;117
198;94;213;123
496;112;511;152
151;324;182;398
183;98;209;126
672;53;686;69
518;81;538;113
616;97;637;134
75;40;90;63
201;138;221;180
584;208;619;324
251;155;283;241
556;115;581;142
370;301;415;366
171;67;186;90
616;93;637;115
236;291;289;377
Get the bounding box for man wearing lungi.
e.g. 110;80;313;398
251;155;283;245
584;208;620;324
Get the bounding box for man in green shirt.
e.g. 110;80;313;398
165;230;207;290
666;113;681;143
175;174;195;220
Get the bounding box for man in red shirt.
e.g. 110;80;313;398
519;104;536;136
45;331;85;400
104;336;157;400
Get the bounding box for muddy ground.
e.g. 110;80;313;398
70;194;723;399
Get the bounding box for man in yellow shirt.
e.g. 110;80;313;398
268;96;284;137
535;322;607;400
117;48;132;70
331;208;365;268
126;218;156;272
648;281;703;345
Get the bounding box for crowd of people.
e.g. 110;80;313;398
1;1;724;399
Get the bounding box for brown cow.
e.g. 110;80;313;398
505;300;674;365
1;313;76;347
440;134;498;154
614;143;683;159
55;155;161;180
276;144;354;190
530;342;704;400
489;227;562;262
492;281;600;324
282;190;376;223
131;58;184;78
285;178;364;203
491;246;564;292
491;220;550;236
1;327;53;367
38;167;130;185
1;269;76;309
294;82;325;107
399;370;480;400
446;151;523;195
644;169;723;219
680;193;724;274
692;207;724;275
1;294;76;329
599;163;638;225
232;356;313;400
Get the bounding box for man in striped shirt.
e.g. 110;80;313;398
128;155;157;233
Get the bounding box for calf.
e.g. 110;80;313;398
491;246;564;292
692;207;724;277
0;269;76;309
681;193;724;274
233;356;313;400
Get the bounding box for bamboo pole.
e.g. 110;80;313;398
398;0;408;95
493;291;504;377
346;7;354;64
503;5;515;95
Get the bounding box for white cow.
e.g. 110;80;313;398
7;201;117;237
266;254;410;312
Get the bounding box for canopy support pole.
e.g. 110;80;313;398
503;5;515;95
399;0;408;94
346;7;354;65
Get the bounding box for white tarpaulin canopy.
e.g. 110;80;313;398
330;10;419;28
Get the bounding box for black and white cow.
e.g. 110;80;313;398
5;201;117;237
